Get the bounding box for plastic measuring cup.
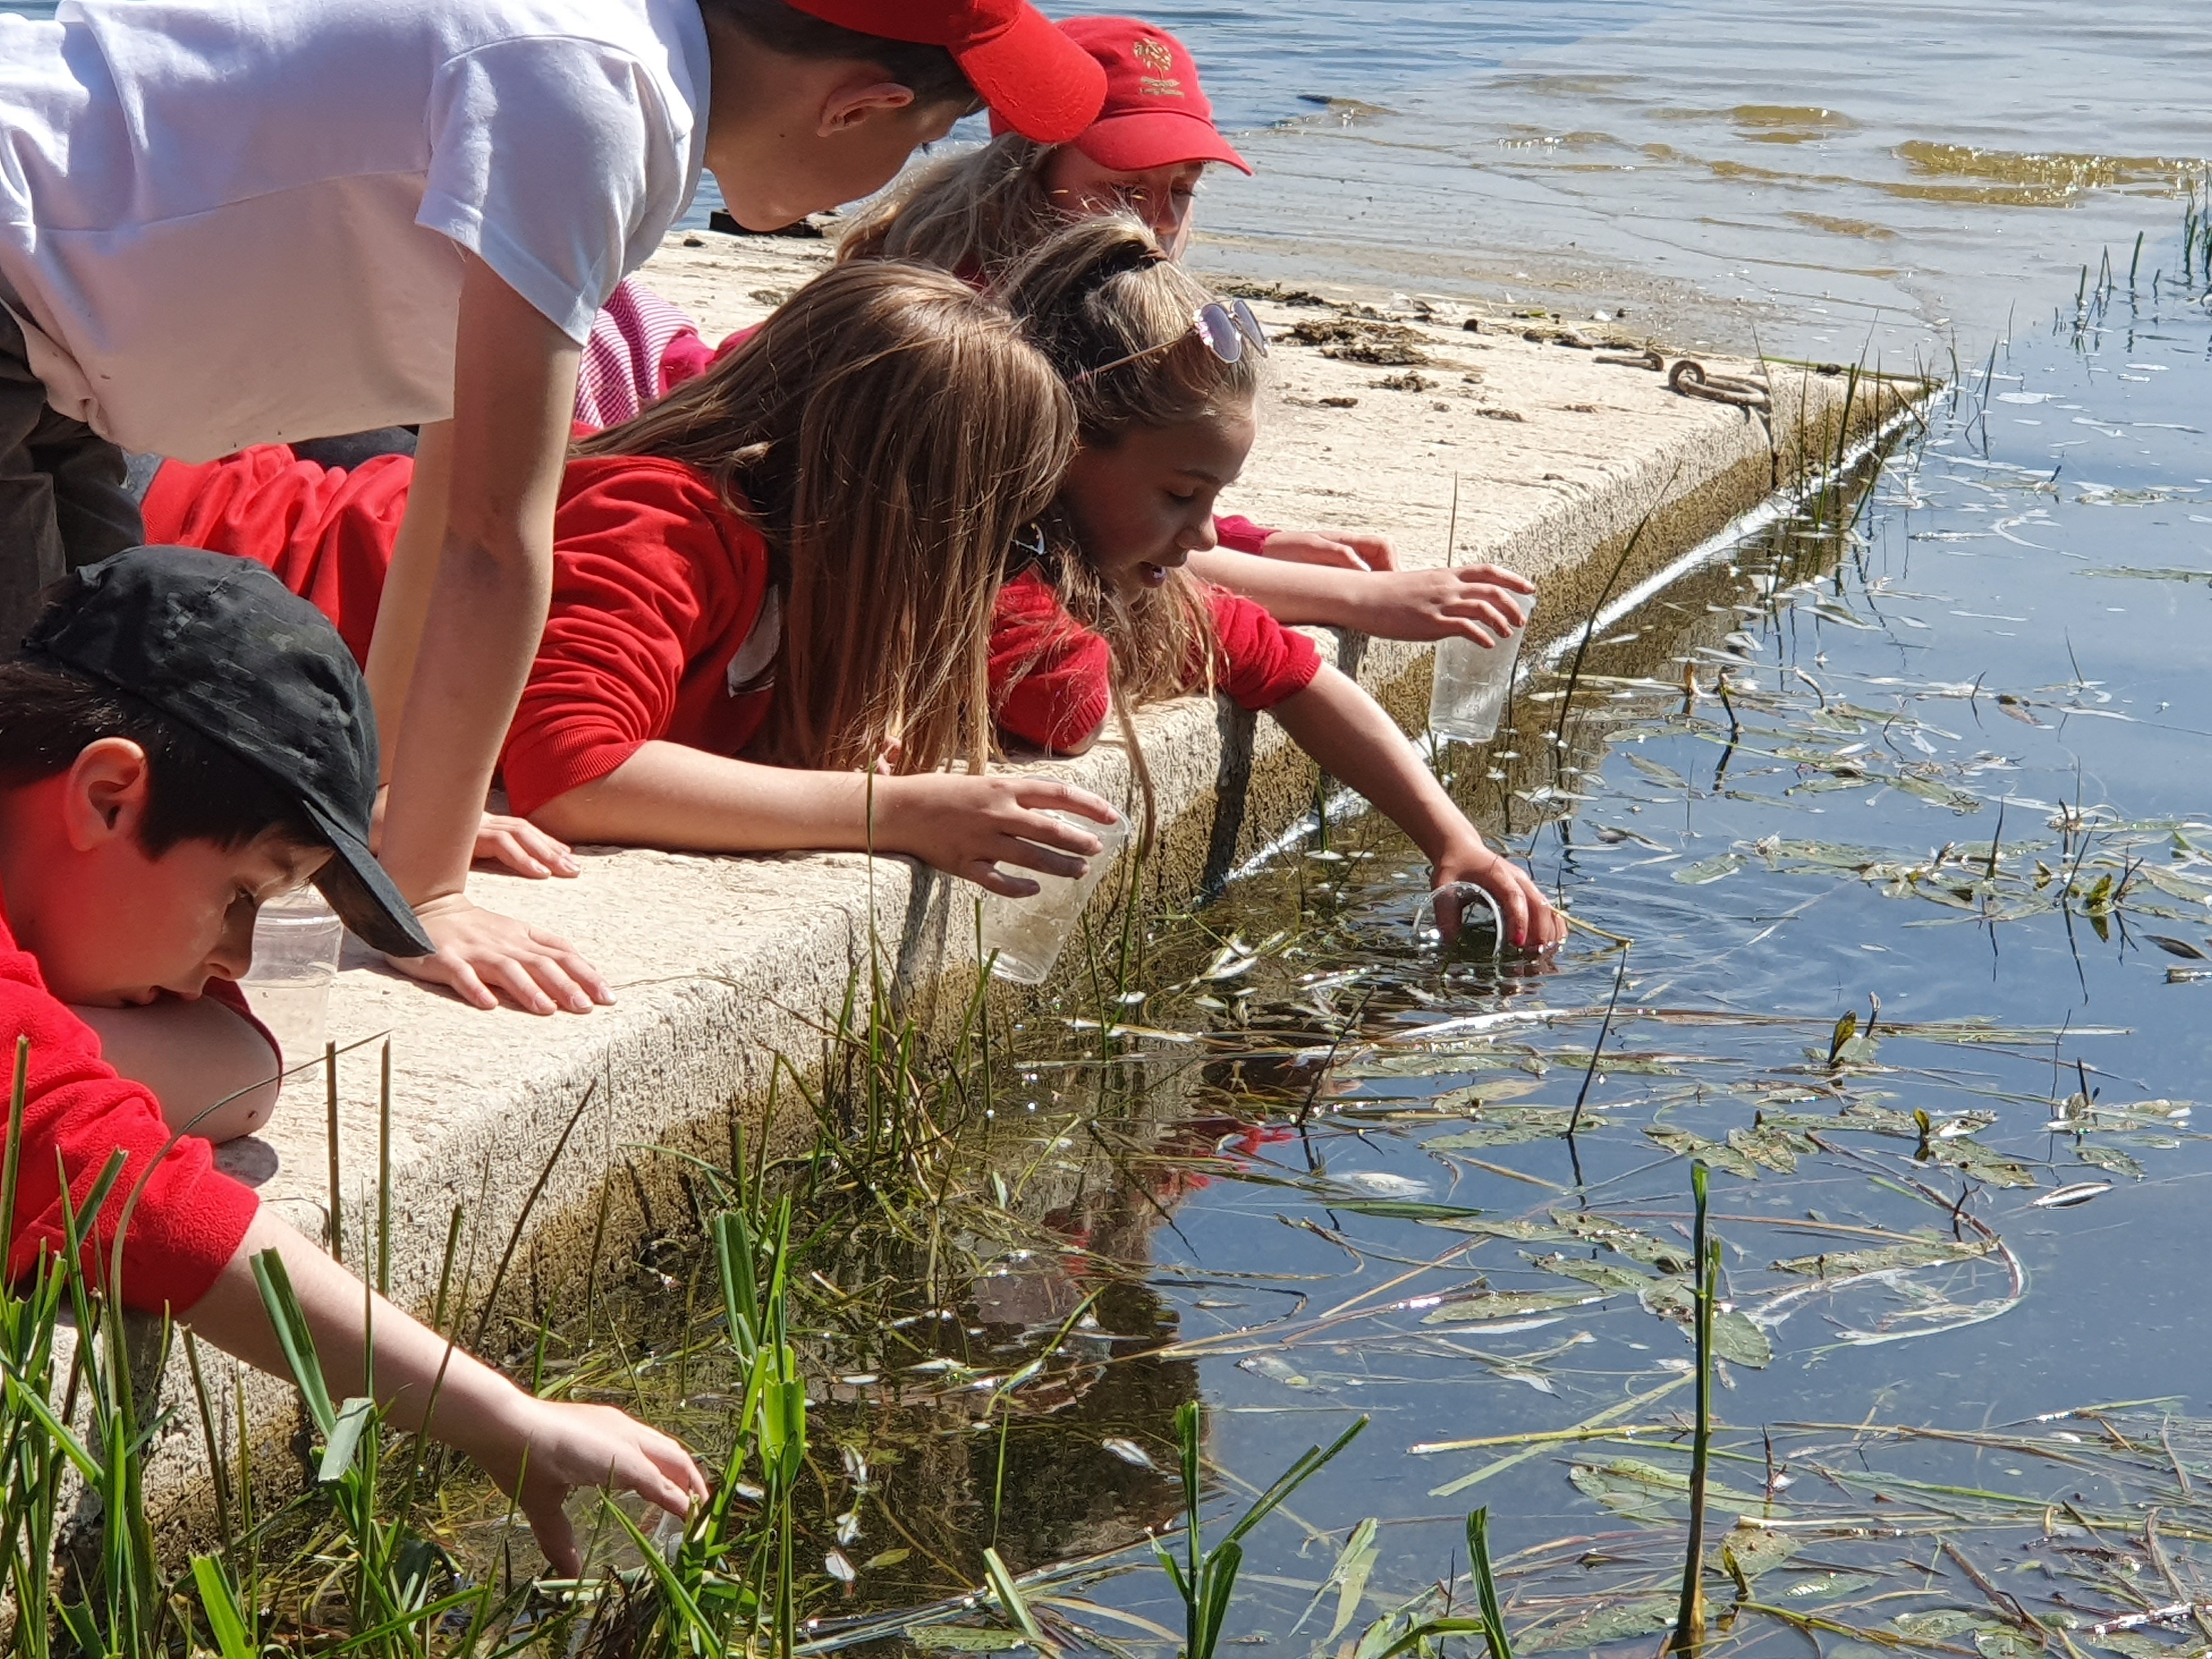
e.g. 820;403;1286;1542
1427;592;1534;744
977;811;1132;985
241;887;343;1090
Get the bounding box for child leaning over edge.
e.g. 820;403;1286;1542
991;217;1566;951
141;263;1124;891
0;0;1104;1018
0;549;703;1573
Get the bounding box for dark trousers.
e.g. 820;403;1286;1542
0;305;144;649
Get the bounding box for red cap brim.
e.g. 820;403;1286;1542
957;5;1108;143
1075;110;1253;176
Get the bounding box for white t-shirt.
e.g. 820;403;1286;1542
0;0;710;459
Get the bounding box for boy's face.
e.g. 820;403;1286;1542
703;25;966;230
1060;404;1256;597
19;738;329;1008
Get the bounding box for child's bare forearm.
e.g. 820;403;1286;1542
532;741;894;854
182;1210;527;1457
363;420;454;786
71;998;280;1144
1186;548;1361;625
1268;666;1490;868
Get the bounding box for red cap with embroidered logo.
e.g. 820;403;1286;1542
787;0;1107;143
991;15;1251;174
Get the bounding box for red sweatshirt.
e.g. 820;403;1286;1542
0;900;261;1311
145;449;778;817
989;568;1322;754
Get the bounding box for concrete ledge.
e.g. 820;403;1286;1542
133;232;1924;1538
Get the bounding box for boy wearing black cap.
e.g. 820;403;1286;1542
0;548;703;1575
0;0;1105;1025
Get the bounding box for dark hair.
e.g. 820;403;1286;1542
701;0;980;111
0;658;324;856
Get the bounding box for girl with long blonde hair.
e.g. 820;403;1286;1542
986;217;1565;950
140;261;1121;911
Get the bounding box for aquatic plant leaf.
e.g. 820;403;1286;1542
1430;1109;1579;1149
1627;753;1692;791
2032;1182;2112;1209
1771;1237;1994;1276
1893;774;1984;814
1547;1209;1695;1272
2076;1143;2145;1178
1567;1458;1778;1522
316;1395;376;1484
1891;1611;2002;1640
1526;1253;1651;1296
1329;1199;1490;1222
1518;1596;1677;1653
2145;934;2209;960
1239;1352;1326;1390
1719;1523;1801;1581
1921;1136;2039;1188
1424;1290;1599;1325
1673;854;1744;885
1644;1125;1759;1178
1425;1216;1578;1244
1728;1125;1805;1172
1637;1279;1773;1368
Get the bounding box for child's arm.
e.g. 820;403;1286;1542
71;997;281;1145
1188;549;1534;644
1268;665;1564;949
534;744;1121;899
182;1208;704;1576
365;254;613;1018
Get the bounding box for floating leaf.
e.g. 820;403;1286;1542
1674;854;1743;885
1921;1136;2039;1188
1771;1238;1993;1277
1526;1254;1650;1296
1720;1523;1801;1581
1776;1571;1882;1602
2076;1143;2146;1178
1518;1596;1677;1654
1644;1125;1758;1178
1627;753;1692;791
2146;934;2209;961
1423;1289;1598;1325
1892;1611;2001;1640
1567;1458;1779;1522
1972;1629;2041;1659
1430;1108;1579;1149
1728;1124;1805;1173
914;1630;1034;1653
1547;1210;1694;1272
1638;1279;1774;1368
1425;1216;1578;1244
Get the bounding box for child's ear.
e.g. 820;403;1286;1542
61;737;156;853
817;76;917;136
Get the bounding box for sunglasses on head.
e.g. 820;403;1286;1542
1071;297;1269;385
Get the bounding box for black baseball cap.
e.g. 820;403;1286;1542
24;547;435;958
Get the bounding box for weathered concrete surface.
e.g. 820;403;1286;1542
139;228;1922;1537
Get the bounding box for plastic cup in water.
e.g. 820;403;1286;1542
977;811;1132;985
241;887;344;1092
1428;592;1534;744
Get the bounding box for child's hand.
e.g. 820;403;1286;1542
391;895;615;1016
470;1396;707;1579
1260;528;1399;571
1433;840;1566;951
475;811;580;879
1345;565;1536;645
882;774;1122;898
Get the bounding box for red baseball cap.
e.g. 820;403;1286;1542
788;1;1107;144
990;15;1251;174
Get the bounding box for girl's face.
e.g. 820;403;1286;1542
1042;148;1207;257
1061;403;1257;596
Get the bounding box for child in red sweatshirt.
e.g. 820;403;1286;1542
0;548;701;1574
145;259;1124;899
992;216;1565;951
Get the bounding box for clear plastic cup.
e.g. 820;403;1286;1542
977;811;1132;985
1428;593;1534;744
241;887;343;1089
